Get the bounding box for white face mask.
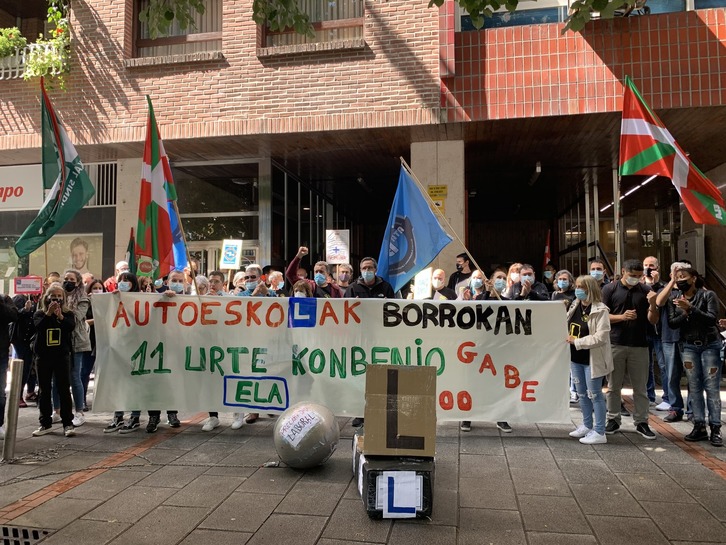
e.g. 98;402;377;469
294;291;307;298
510;273;520;283
432;279;444;290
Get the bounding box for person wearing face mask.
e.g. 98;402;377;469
565;275;613;444
542;262;557;294
511;264;550;301
640;256;668;411
666;267;722;446
459;269;506;301
286;247;343;298
232;265;275;298
551;269;576;307
345;256;395;427
32;283;76;438
268;271;287;296
502;263;522;299
589;259;609;287
208;271;228;296
336;264;354;289
602;259;659;439
427;269;457;300
292;280;313;298
447;253;473;293
54;269;91;428
81;280;106;412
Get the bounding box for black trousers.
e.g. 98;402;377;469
148;410;178;417
36;352;74;427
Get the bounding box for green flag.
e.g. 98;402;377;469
15;79;96;258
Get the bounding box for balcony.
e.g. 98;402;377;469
0;42;63;81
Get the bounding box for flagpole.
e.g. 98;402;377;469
399;157;501;300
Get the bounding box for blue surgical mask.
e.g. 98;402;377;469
314;273;326;286
575;288;588;301
520;275;534;284
362;270;375;283
625;276;640;286
154;278;163;288
544;271;553;280
276;281;285;290
590;270;604;281
494;278;506;292
557;279;569;290
471;278;483;290
245;281;258;291
118;281;131;292
169;281;184;294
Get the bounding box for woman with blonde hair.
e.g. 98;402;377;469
502;263;522;299
566;275;613;445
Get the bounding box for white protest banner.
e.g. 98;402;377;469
325;230;350;264
92;294;570;423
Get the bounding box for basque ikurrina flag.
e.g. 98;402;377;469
135;96;179;279
377;166;453;293
620;76;726;225
15;78;96;257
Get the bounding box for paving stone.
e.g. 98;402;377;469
639;443;699;464
178;528;252;545
236;466;302;495
317;540;381;545
459;454;516;509
435;461;458;489
460;435;504;456
60;470;149;500
117;447;188;467
544;437;602;460
0;463;40;484
597;449;664;473
526;531;597;545
459;507;526;545
429;487;458;526
300;456;356;485
106;505;208;545
389;522;457;545
616;472;697;503
518;495;589;534
38;519;130;545
344;479;361;500
505;446;557;469
173;441;237;466
570;483;646;517
137;464;208;489
659;463;726;491
82;485;177;523
322;497;391;543
275;480;347;516
198;491;283;532
588;514;670;545
21;453;110;480
501;436;548;449
690;489;726;521
12;498;101;530
557;458;616;484
246;513;327;545
510;467;571;496
0;478;58;509
164;474;243;508
203;465;256;478
641;499;726;541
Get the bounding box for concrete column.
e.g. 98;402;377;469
410;140;466;273
114;158;142;263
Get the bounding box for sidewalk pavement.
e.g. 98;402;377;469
2;397;726;545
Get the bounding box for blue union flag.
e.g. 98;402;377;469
377;166;452;293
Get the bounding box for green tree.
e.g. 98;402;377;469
142;0;638;38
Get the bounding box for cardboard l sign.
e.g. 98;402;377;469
363;365;436;457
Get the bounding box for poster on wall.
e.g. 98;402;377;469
29;233;103;279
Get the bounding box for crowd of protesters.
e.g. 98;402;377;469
1;249;725;448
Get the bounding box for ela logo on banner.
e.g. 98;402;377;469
288;298;317;328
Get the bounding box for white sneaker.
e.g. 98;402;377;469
64;425;76;437
72;412;86;427
202;416;220;432
579;430;607;444
569;424;591;438
230;413;245;430
52;413;62;423
655;401;671;411
0;425;5;440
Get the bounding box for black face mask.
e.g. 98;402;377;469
455;264;463;272
63;281;76;293
676;280;691;293
48;297;63;305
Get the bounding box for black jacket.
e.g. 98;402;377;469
33;310;75;357
1;295;18;361
344;276;395;299
667;289;719;342
510;281;550;301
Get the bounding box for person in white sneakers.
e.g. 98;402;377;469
566;275;614;445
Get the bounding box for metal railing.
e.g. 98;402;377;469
0;43;63;81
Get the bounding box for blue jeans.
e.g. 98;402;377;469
81;351;95;407
682;340;722;426
647;335;668;404
52;351;86;413
662;341;684;413
570;362;606;435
